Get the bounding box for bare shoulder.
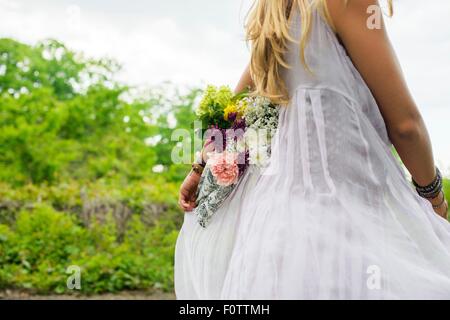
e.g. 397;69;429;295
325;0;382;31
326;0;381;16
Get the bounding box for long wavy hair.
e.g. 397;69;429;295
246;0;393;104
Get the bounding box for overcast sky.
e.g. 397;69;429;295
1;0;449;172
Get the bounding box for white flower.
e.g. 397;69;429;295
249;145;270;167
244;129;258;147
243;96;279;136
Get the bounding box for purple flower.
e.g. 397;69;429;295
237;150;250;177
205;126;227;152
233;118;246;131
227;112;238;122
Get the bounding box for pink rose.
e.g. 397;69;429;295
208;152;239;187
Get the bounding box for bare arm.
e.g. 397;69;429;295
327;0;447;215
234;63;254;93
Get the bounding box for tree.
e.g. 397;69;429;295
0;38;199;185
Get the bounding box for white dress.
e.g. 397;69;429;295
174;9;450;299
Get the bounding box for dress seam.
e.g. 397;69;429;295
291;84;359;110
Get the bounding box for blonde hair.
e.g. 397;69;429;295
246;0;393;104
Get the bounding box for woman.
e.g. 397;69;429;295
175;0;450;299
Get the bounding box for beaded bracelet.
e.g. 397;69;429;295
191;163;204;175
412;167;443;199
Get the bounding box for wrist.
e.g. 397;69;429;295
428;191;444;205
427;190;447;210
412;166;443;200
187;169;202;185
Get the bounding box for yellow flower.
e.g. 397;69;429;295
224;103;237;121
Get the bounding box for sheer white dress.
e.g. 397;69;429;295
174;8;450;299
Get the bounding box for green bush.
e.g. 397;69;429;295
0;38;196;294
0;204;177;294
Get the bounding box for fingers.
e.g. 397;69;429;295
189;194;198;208
444;201;449;220
178;194;189;211
441;200;448;220
436;202;448;220
179;194;196;212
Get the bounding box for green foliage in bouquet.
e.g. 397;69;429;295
196;85;234;129
195;85;251;131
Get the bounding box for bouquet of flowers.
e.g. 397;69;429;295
194;85;279;228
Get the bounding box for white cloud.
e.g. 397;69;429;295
386;0;450;109
0;0;250;87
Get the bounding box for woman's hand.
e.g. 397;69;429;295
429;191;449;220
178;138;215;212
178;170;201;212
